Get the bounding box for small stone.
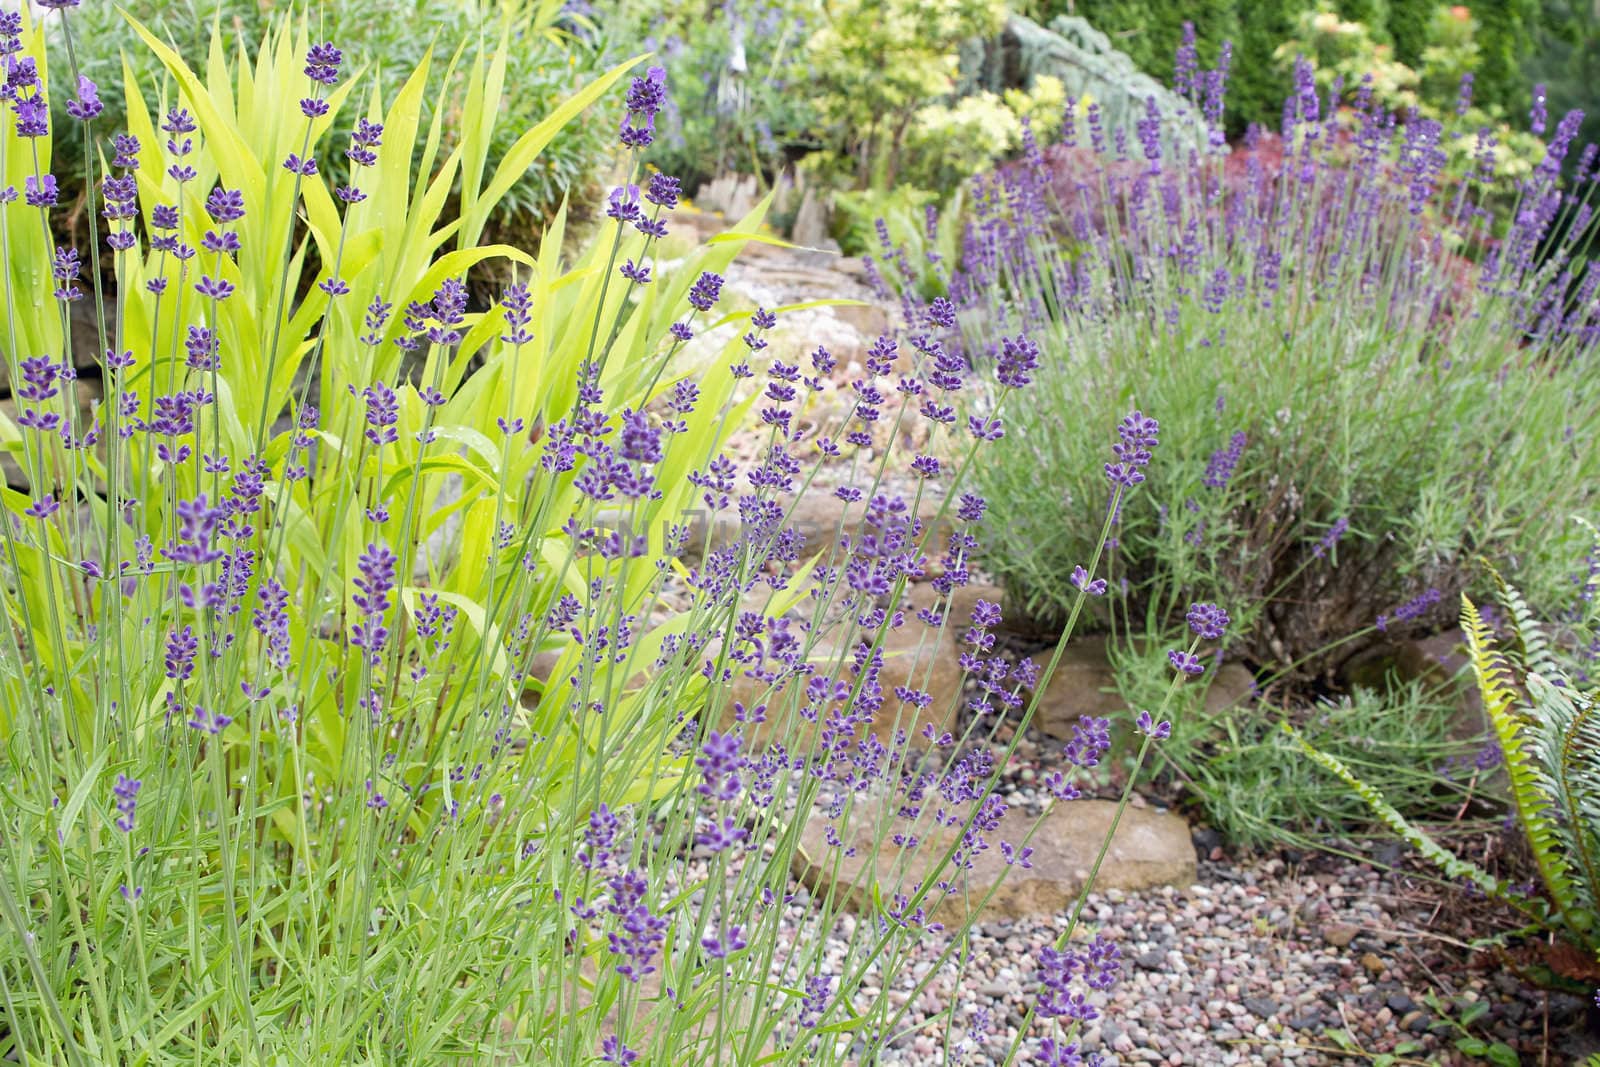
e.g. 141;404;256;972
1386;993;1415;1013
1360;952;1385;975
1243;997;1279;1018
1321;923;1359;948
1400;1010;1428;1033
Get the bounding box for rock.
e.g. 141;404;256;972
1341;628;1486;743
1021;637;1254;740
1204;661;1256;714
790;186;834;250
666;206;727;245
1242;997;1279;1018
829;297;891;340
560;955;774;1060
721;614;966;750
792;794;1197;924
697;172;762;222
1021;636;1128;738
1321;923;1360;948
1360;952;1386;976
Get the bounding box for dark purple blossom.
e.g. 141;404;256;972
1168;650;1204;676
619;66;666;147
305;42;342;86
1186;602;1229;640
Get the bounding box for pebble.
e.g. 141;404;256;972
1320;923;1359;948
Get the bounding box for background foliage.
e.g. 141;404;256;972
51;0;618;245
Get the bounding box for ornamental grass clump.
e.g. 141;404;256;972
1;5;1219;1064
896;40;1600;679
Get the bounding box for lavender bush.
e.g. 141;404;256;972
0;5;1217;1064
893;52;1600;679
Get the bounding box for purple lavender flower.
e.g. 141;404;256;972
363;381;399;446
797;974;832;1028
186;705;232;735
304;42;343;86
644;172;680;210
113;774;141;832
1104;409;1159;489
1204;431;1246;489
695;814;748;853
24;174;57;207
696;730;745;801
66;75;102;120
1530;83;1548;136
606;184;641;224
1063;716;1111;769
1311;517;1348;559
1135;710;1171;741
687;270;724;312
605;870;668;982
1168;650;1204;676
996;333;1041;388
1071;565;1107;596
619;66;666;147
205;188;245;224
1375;588;1441;632
600;1036;639;1065
1186;602;1230;640
349;542;398;661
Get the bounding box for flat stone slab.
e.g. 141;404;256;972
793;794;1196;924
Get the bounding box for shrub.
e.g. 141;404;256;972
624;0;821;193
0;5;1206;1063
923;54;1600;679
1036;1;1541;135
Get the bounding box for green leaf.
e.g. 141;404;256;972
56;750;112;846
1488;1043;1521;1067
465;55;646;246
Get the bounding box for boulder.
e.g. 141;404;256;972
792;793;1196;923
1021;637;1255;740
719;618;967;751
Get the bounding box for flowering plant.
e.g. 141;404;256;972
900;41;1600;677
0;5;1211;1064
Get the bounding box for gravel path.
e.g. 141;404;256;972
805;848;1597;1065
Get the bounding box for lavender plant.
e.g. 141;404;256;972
905;48;1600;679
0;4;1216;1064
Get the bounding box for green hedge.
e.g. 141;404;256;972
1045;0;1540;133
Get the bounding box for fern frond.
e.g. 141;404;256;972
1283;722;1534;914
1482;560;1558;677
1464;596;1582;921
1555;683;1600;934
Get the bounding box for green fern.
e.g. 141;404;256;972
1483;560;1560;679
1463;597;1582;923
1293;577;1600;983
1282;723;1527;910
